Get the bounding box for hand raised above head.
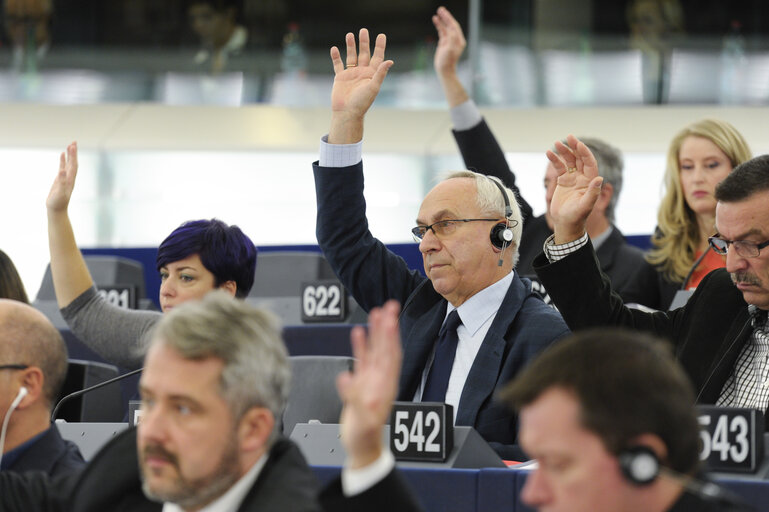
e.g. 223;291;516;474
337;300;402;469
432;6;466;77
329;29;393;128
545;134;604;243
46;141;78;214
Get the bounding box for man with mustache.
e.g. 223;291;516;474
534;137;769;415
0;292;422;511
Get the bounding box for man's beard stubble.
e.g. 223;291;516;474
139;435;241;509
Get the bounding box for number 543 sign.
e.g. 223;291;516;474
697;406;764;473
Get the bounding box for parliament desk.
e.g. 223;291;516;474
313;466;769;512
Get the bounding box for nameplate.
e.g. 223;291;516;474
96;284;136;309
301;280;347;323
390;402;454;462
697;405;764;473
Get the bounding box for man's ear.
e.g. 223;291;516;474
237;406;275;453
594;182;614;212
629;433;668;463
219;280;237;297
17;366;44;410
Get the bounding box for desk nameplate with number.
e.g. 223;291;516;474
697;405;764;473
301;280;347;323
96;284;136;309
390;402;454;462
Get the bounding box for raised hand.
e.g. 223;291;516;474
432;6;466;77
46;142;78;214
337;300;402;469
545;134;604;243
328;28;393;144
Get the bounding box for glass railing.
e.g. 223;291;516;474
0;0;766;106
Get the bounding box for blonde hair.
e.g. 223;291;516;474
646;119;752;282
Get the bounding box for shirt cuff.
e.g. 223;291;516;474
319;134;363;168
544;232;589;262
450;100;483;131
341;449;395;497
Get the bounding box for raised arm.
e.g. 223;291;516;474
337;299;402;469
546;135;604;243
46;142;94;307
328;29;393;144
432;6;469;107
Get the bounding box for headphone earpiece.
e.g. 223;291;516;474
619;445;660;486
490;223;514;250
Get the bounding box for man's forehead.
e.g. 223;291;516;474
418;178;479;221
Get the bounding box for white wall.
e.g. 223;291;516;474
1;103;767;297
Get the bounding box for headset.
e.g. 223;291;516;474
0;386;28;469
486;178;520;268
619;445;660;486
618;444;753;509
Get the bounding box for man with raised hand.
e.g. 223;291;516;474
314;29;567;460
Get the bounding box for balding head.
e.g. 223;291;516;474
0;299;68;408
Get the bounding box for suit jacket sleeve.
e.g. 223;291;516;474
532;240;685;340
452;119;534;225
313;161;426;312
318;469;423;512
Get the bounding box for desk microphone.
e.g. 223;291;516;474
680;245;712;291
51;367;143;422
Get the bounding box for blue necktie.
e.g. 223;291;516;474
422;310;462;403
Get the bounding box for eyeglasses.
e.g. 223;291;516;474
708;235;769;258
0;364;28;371
411;219;500;242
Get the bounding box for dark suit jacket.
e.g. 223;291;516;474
533;241;753;406
5;425;85;477
0;428;422;512
452;119;659;307
313;161;569;459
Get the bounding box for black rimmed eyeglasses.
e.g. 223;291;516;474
0;364;28;371
708;235;769;258
411;219;500;242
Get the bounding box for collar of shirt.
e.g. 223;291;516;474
162;453;268;512
0;427;48;470
448;271;514;336
589;225;613;251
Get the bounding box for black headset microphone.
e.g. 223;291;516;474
680;244;712;291
619;445;755;510
487;178;515;267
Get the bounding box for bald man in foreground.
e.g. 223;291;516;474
0;299;85;475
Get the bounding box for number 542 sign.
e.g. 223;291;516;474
697;406;764;473
390;402;454;462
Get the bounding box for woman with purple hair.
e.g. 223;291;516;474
45;142;257;370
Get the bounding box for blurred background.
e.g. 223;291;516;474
2;0;769;298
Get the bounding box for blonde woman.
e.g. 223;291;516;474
645;119;752;309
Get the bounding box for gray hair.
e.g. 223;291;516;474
444;170;524;266
150;291;290;446
581;138;624;223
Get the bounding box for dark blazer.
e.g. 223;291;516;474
5;425;85;477
533;241;753;406
0;428;422;512
314;161;569;459
452;119;659;307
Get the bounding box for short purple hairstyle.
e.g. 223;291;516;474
156;219;257;298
